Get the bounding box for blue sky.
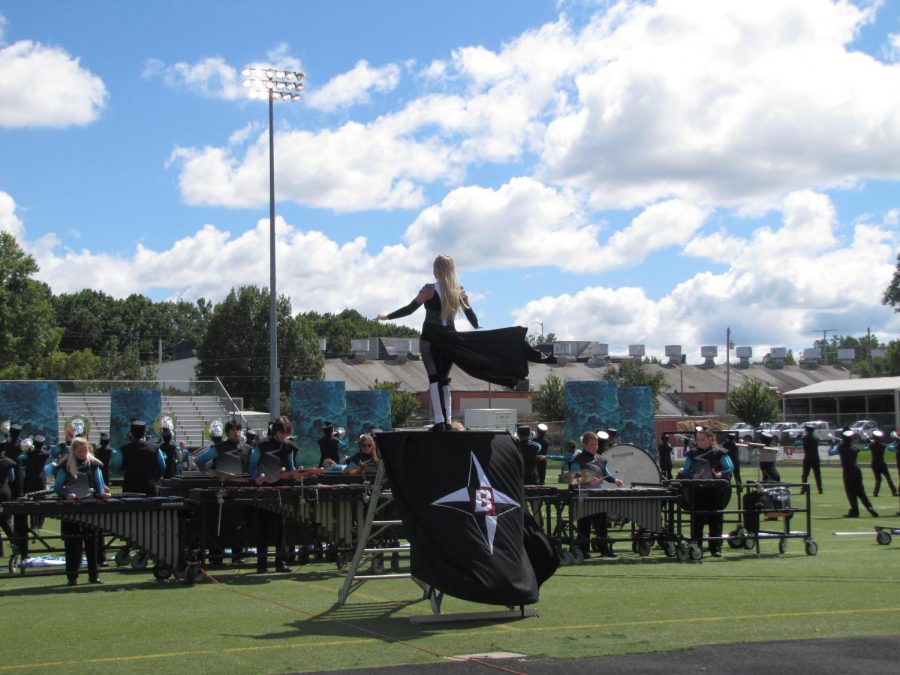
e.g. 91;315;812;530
1;0;899;361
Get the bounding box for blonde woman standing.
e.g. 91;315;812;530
377;254;550;430
52;437;110;585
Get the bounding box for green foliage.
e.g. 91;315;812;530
0;233;62;377
195;285;324;411
526;331;556;346
603;360;667;411
882;252;900;311
531;373;567;421
370;380;420;428
726;377;780;427
301;308;419;358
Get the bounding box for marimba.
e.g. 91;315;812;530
0;496;198;582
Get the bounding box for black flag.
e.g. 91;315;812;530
378;430;554;606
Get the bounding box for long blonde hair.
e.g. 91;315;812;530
66;437;101;479
433;255;461;320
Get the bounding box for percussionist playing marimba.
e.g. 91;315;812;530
52;437;110;585
570;431;623;558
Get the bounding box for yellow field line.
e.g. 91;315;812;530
2;605;898;671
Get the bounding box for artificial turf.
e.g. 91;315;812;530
1;464;898;674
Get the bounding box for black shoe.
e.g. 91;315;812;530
818;489;823;495
275;562;292;573
89;576;102;584
430;422;447;432
67;578;77;587
844;512;859;518
602;552;617;558
869;510;879;518
711;550;722;558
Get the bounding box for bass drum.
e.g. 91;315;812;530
599;443;661;487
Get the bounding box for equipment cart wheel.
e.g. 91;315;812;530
778;538;787;554
743;536;756;550
181;563;200;585
727;528;744;549
636;539;652;557
804;539;818;556
152;563;173;581
572;548;585;565
335;551;347;570
663;541;677;558
131;549;149;570
689;543;703;560
876;530;892;546
676;543;690;562
114;549;130;567
369;554;385;574
559;549;574;566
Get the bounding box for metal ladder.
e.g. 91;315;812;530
337;460;415;605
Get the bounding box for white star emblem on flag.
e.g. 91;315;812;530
432;451;521;554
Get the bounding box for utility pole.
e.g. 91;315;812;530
725;326;731;400
813;328;837;364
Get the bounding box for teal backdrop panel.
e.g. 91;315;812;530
564;380;620;444
110;389;161;449
0;382;59;445
290;380;346;467
345;390;392;442
617;386;655;456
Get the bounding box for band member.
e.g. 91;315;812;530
376;254;550;431
52;437;110;585
116;420;165;496
0;451;16;550
19;434;49;494
800;424;823;494
758;431;781;482
867;430;897;497
0;423;23;499
658;432;674;480
317;422;341;468
570;431;623;558
829;429;878;518
158;420;183;479
248;416;297;573
534;423;549;485
514;425;541;485
346;433;378;468
93;432;116;486
720;431;741;485
682;429;733;557
197;419;250;474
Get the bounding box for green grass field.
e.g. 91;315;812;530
2;464;899;674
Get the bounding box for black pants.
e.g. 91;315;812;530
660;462;673;481
254;509;285;571
760;462;780;482
690;512;724;553
842;468;874;515
61;520;100;580
731;460;742;485
802;456;822;493
871;462;897;497
576;514;610;555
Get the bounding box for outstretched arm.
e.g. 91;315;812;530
460;291;480;328
375;285;432;321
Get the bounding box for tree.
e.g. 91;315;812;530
603;360;667;411
882;253;900;311
371;380;420;428
726;378;780;428
531;373;567;421
526;332;557;347
0;233;62;377
196;286;324;411
301;308;418;358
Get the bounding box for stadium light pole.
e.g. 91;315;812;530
242;67;305;419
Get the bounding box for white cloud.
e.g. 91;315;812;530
884;32;900;62
0;13;7;43
145;44;304;101
306;60;402;112
170;119;459;211
0;40;107;128
402;177;604;271
598;200;708;266
0;191;24;239
514;191;899;350
541;0;900;209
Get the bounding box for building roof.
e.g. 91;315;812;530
781;376;900;397
323;358;855;397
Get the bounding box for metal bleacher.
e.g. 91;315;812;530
56;393;231;448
